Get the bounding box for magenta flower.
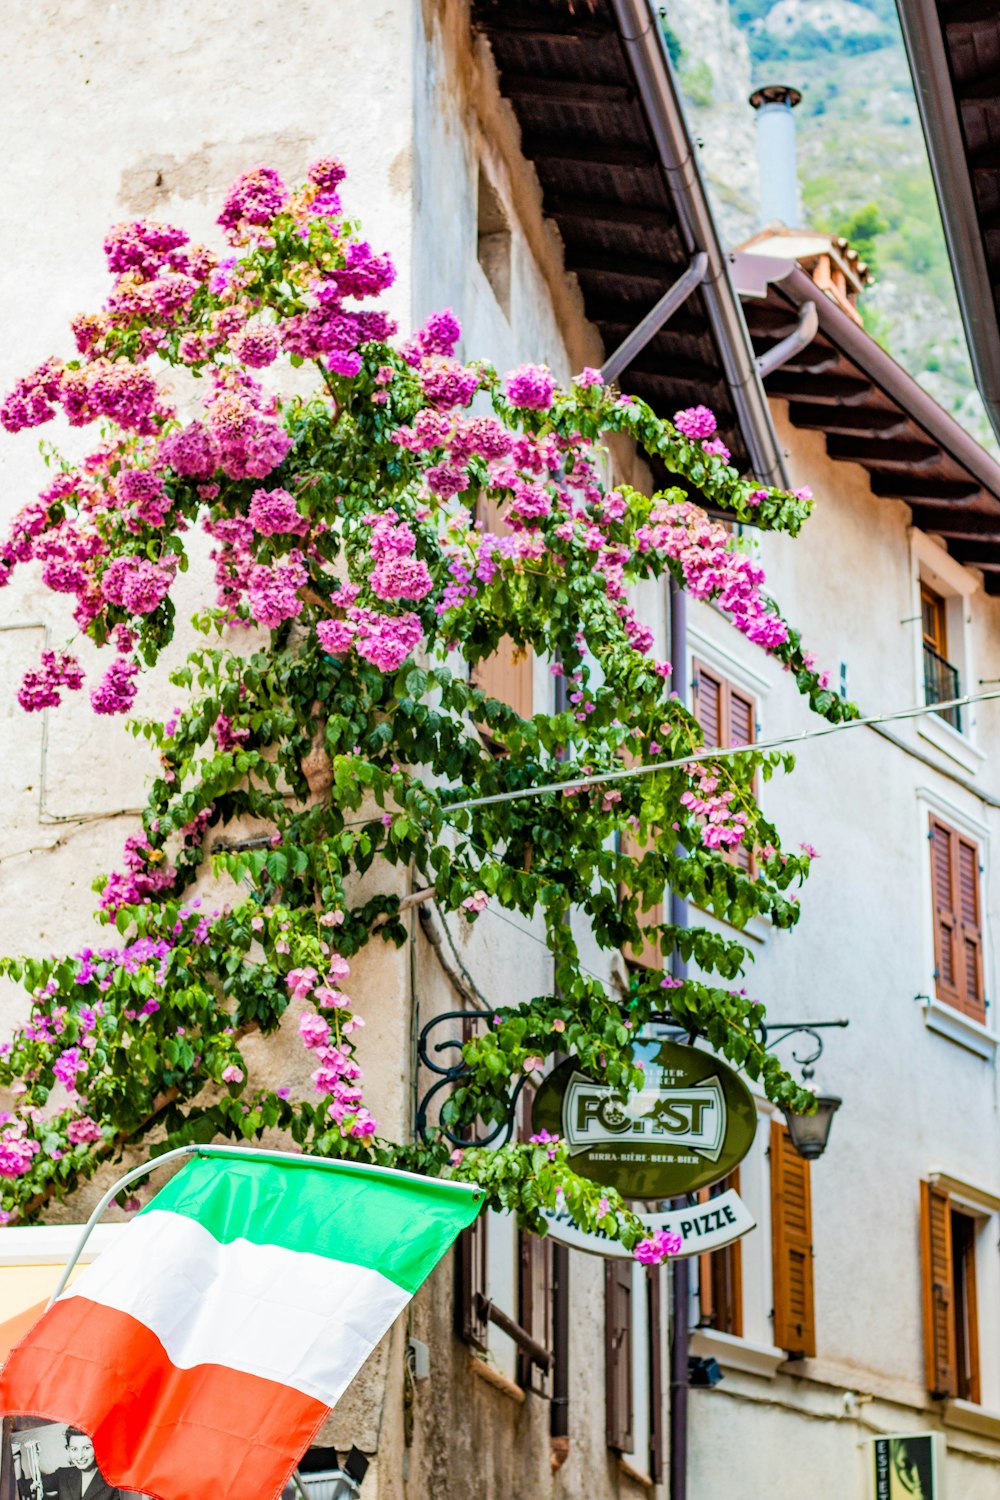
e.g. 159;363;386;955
634;1229;683;1264
504;363;556;410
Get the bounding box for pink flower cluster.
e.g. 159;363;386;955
317;607;423;673
17;650;84;712
634;1228;683;1265
290;962;376;1139
504;363;556;410
99;833;175;915
1;358;166;436
91;654;141;716
162;368;292;482
102;555;174;614
635;501;789;653
0;1119;40;1179
366;509;433;603
680;763;750;851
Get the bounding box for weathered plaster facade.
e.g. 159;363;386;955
3;4;1000;1500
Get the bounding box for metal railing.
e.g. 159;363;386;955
924;642;962;730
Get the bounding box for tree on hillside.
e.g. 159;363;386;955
0;162;851;1252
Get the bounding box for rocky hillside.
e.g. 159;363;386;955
664;0;998;455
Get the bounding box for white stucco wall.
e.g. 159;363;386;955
684;401;1000;1495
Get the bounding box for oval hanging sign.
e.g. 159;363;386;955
531;1038;757;1199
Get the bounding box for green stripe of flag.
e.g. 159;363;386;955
142;1153;482;1293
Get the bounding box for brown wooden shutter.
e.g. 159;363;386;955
647;1266;664;1482
771;1122;816;1357
698;1170;743;1336
920;1180;957;1398
930;818;985;1021
456;1214;489;1349
694;663;723;747
605;1259;633;1452
957;837;985;1021
930;819;960;1006
694;662;756;876
472;495;532;718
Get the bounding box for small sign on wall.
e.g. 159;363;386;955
871;1433;944;1499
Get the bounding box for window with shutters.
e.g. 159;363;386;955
470;496;533;722
770;1121;816;1357
928;816;985;1023
693;659;757;875
920;1180;982;1403
698;1169;743;1337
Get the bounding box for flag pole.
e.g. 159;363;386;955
46;1143;203;1307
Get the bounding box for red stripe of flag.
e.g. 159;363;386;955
0;1297;329;1500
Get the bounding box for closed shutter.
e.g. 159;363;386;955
647;1266;664;1482
728;688;755;873
957;838;985;1021
472;495;532;719
698;1170;743;1336
694;664;723;748
693;660;756;874
605;1259;633;1452
771;1122;816;1357
931;820;960;1005
930;818;985;1021
920;1180;957;1398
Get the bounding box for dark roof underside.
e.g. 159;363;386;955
743;277;1000;593
471;0;751;472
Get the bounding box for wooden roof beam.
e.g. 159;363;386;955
868;473;983;502
786;402;911;437
546;196;673;230
826;434;942;468
500;76;635;107
945;539;1000;566
764;372;872;404
520;134;658;168
909;508;1000;537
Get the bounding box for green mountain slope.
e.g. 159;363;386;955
666;0;997;455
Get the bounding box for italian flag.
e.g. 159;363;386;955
0;1152;482;1500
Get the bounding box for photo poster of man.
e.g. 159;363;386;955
0;1419;151;1500
872;1433;943;1500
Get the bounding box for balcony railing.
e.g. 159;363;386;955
924;642;962;731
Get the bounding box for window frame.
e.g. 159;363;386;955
920;1179;987;1405
911;530;982;769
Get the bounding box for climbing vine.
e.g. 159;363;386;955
0;161;855;1251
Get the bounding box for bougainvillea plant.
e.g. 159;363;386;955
0;160;855;1254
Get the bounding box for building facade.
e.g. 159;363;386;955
1;3;1000;1500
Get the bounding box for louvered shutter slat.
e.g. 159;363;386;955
920;1180;957;1398
605;1259;633;1452
957;839;985;1020
930;821;959;1001
695;668;723;748
771;1122;816;1357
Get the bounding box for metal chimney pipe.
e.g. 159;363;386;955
749;84;802;227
